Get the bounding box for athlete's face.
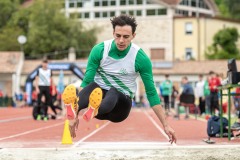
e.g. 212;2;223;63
42;62;48;70
113;25;136;51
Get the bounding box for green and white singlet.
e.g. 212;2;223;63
94;39;139;98
81;39;161;107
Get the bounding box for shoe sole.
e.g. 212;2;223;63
83;88;102;122
62;84;78;120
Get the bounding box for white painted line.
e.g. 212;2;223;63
144;110;177;146
0;116;32;123
72;121;111;148
77;141;170;149
0;122;64;141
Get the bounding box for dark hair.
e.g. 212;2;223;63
182;76;188;80
209;71;214;75
110;14;137;34
42;59;48;63
165;74;169;78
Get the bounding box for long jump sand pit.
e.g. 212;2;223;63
1;145;240;160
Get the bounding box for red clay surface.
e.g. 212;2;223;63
0;107;239;148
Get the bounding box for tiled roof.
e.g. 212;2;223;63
161;0;181;5
0;52;22;73
23;59;235;78
152;60;236;77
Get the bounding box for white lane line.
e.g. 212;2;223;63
0;122;64;141
77;141;170;149
144;110;177;146
72;121;111;148
0;116;32;123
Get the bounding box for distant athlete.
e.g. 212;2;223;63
62;14;176;144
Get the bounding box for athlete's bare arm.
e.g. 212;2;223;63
152;105;177;144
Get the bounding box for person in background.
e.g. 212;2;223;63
35;59;53;121
208;71;221;115
171;85;178;111
195;74;206;116
204;76;211;114
160;74;173;115
176;76;195;119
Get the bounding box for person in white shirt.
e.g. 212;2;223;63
195;74;206;115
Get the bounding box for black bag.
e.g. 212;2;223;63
207;115;229;137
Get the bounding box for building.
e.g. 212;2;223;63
64;0;219;61
174;17;240;61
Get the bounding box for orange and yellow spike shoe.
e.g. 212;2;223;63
83;88;102;122
62;84;79;120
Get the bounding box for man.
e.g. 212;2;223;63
195;74;206;115
35;59;53;121
160;74;173;114
62;15;176;144
208;71;221;115
176;76;195;119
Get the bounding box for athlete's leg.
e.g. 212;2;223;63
96;88;132;123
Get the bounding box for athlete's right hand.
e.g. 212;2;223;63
69;118;79;138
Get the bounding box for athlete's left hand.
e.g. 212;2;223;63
164;125;177;144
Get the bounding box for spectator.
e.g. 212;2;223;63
195;74;206;116
208;71;221;115
35;59;53;121
160;74;173;115
204;76;211;114
171;85;178;110
176;76;195;119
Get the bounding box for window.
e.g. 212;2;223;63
102;0;108;6
120;0;126;5
69;2;75;8
137;0;143;4
157;8;167;15
102;12;108;18
121;11;127;14
147;9;155;16
151;48;165;60
110;11;115;17
110;0;116;6
129;0;134;5
94;1;100;6
84;12;90;18
185;22;193;34
136;10;142;16
185;48;193;60
77;2;82;7
95;12;100;18
129;10;134;16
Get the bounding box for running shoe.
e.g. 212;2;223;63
83;88;102;122
62;84;79;120
231;122;240;130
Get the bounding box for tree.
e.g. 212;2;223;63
0;0;19;29
205;27;240;59
0;0;98;59
25;0;98;59
214;0;240;20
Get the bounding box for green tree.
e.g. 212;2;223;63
205;27;240;59
0;0;19;29
0;0;97;59
215;0;240;20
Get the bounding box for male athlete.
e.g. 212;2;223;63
62;15;177;144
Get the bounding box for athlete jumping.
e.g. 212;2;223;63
62;14;177;144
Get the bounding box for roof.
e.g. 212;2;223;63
0;52;22;74
152;60;237;77
23;59;235;78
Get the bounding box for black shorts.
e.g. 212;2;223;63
78;82;132;123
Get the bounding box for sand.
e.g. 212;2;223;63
1;146;240;160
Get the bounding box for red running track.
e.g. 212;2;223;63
0;107;239;148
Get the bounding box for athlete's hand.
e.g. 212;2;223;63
68;118;79;138
164;125;177;144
